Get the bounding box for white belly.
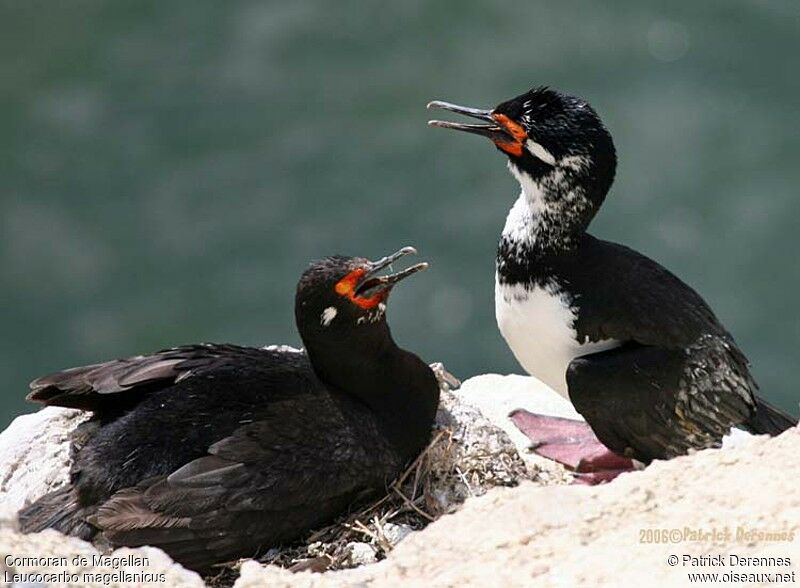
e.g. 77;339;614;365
495;276;619;397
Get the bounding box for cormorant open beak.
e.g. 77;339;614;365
427;100;527;157
427;100;511;142
355;246;428;296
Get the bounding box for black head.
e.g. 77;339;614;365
428;87;617;238
295;247;438;461
295;246;427;349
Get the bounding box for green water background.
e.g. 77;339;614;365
2;1;798;426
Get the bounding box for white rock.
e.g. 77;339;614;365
428;387;567;514
345;542;377;566
454;373;580;473
721;426;756;449
0;406;88;516
0;520;204;587
381;523;413;547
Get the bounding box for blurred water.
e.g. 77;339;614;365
1;0;798;426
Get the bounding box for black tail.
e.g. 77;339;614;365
18;485;96;541
742;396;798;436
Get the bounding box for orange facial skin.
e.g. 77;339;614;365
492;113;527;157
335;268;386;309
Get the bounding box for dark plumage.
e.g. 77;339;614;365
429;87;796;468
500;233;762;460
19;248;438;571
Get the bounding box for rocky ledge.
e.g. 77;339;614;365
0;374;797;587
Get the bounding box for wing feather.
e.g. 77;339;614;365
27;344;294;411
568;338;755;462
91;395;401;570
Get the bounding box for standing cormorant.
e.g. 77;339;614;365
428;87;796;482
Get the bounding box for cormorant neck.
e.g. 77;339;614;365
501;160;599;258
302;327;440;461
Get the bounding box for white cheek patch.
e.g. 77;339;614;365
320;306;338;327
526;139;557;166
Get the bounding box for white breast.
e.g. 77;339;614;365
495;276;619;397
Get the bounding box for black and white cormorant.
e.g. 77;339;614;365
18;247;438;569
428;87;796;482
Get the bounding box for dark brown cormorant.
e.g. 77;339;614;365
19;246;438;569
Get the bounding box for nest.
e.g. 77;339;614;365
206;389;541;586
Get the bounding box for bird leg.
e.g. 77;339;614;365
509;409;637;485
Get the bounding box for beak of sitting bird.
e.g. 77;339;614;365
427;100;528;157
355;246;428;297
335;246;428;309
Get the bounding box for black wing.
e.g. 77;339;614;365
568;339;756;462
569;236;732;348
90;394;400;571
28;344;300;411
562;237;759;461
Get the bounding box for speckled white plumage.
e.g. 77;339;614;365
495;278;619;397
